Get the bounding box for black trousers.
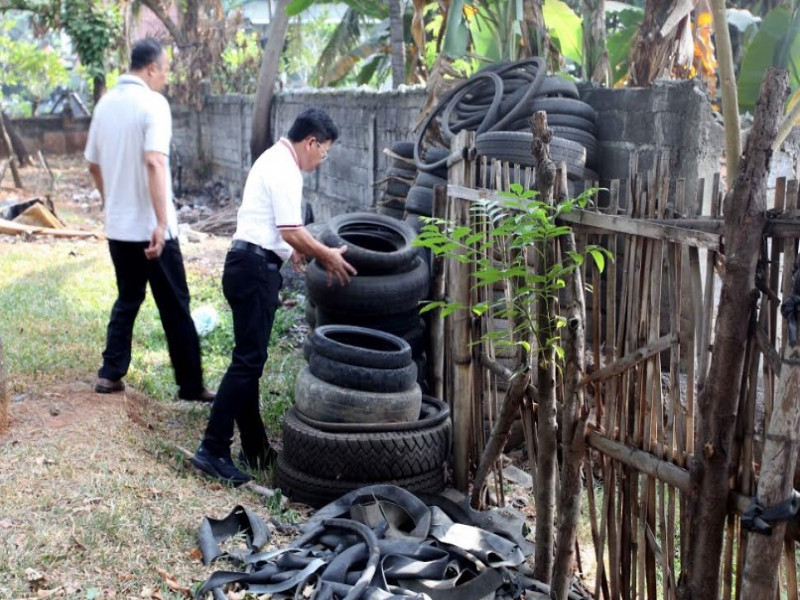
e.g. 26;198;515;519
202;248;282;457
99;239;204;397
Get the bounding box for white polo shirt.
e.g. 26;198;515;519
84;75;177;242
233;138;303;262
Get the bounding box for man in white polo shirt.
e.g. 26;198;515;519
85;38;213;402
192;108;356;486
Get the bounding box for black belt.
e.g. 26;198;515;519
230;240;283;268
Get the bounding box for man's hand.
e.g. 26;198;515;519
321;245;357;286
145;224;167;259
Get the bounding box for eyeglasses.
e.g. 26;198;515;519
314;140;329;162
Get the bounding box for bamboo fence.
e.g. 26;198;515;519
432;136;800;599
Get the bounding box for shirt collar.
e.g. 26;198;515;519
279;137;299;167
117;74;148;88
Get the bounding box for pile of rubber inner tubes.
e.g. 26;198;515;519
277;325;451;507
412;57;599;194
194;487;595;600
304;212;430;385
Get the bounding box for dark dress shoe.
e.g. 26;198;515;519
178;388;216;402
191;445;251;486
95;378;125;393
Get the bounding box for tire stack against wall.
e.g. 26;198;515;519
277;324;451;507
304;212;431;389
404;147;449;233
412;57;599;194
376;141;417;220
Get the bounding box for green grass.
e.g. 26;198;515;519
0;240;306;431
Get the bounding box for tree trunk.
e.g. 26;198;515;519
0;114;22;188
92;74;106;106
551;219;589;600
250;0;292;163
740;253;800;598
677;68;788;600
532;110;558;584
1;112;31;168
470;366;531;508
138;0;188;45
628;0;690;87
521;0;547;60
709;0;741;179
582;0;609;86
389;0;405;88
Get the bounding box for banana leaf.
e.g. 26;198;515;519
738;6;800;113
543;0;582;65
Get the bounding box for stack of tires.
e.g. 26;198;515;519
305;212;430;387
277;325;451;507
412;58;600;195
377;141;417;220
404;147;449;234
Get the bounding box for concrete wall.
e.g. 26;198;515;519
4;114;90;157
580;80;725;214
173;82;731;221
173;87;428;220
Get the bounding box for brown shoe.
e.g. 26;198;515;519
95;378;125;394
178;388;216;403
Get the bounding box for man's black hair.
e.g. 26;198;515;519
287;107;339;144
130;38;164;71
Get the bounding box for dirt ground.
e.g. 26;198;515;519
0;155;583;599
0;156;303;598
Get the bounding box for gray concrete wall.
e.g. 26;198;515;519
173;82;738;221
172;87;428;220
5;114;90;157
580;80;725;215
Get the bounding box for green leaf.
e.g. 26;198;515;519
419;300;446;314
286;0;316;16
606;8;642;85
543;0;582;64
441;303;466;318
472;302;490;316
738;7;800;113
442;0;470;58
589;248;606;273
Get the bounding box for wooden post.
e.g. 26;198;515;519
449;130;476;492
552;166;589;600
741;252;800;599
431;184;448;401
0;113;22;188
679;68;788;600
530;110;558;584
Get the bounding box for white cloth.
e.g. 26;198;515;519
84;74;177;241
232;137;303;262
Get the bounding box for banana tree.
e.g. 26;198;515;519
735;4;800;144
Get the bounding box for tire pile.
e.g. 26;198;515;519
378;142;449;232
277;325;451;507
376;141;416;221
195;486;593;600
412;57;599;193
304;212;430;385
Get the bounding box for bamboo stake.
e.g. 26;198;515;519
531;111;558;585
449;130;475;492
431;184;448;401
741;253;800;598
552;171;589;600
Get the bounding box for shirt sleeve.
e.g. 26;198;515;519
273;164;304;229
84;113;99;164
143;93;171;155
